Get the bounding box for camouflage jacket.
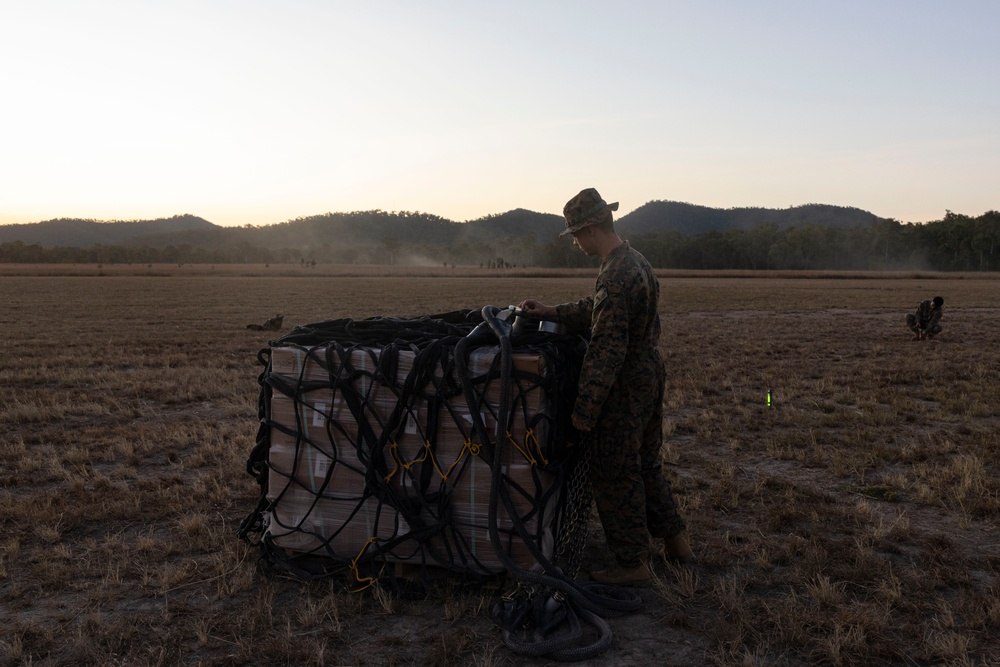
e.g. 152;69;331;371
554;241;663;429
914;299;942;328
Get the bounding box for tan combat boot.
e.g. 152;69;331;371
663;532;695;564
590;551;651;587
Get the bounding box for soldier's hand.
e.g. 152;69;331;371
572;414;591;432
519;299;556;321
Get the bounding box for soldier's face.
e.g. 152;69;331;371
571;228;595;256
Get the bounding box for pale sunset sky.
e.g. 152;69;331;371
2;0;997;227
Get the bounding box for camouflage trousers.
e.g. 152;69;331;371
906;313;942;335
586;367;685;567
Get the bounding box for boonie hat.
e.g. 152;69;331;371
560;188;619;236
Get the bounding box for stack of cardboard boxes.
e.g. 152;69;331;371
263;342;561;574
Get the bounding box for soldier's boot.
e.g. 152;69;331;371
663;532;694;565
590;551;651;587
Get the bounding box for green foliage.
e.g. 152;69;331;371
2;208;999;271
628;212;1000;271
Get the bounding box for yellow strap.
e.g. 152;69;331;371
525;427;548;465
383;441;400;482
403;441;428;469
441;439;473;481
510;430;537;465
422;439;450;480
349;537;379;592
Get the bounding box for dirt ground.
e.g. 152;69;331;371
2;269;999;666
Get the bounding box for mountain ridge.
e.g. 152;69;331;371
3;204;997;272
0;201;887;248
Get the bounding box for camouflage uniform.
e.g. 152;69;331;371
906;299;943;336
556;241;685;567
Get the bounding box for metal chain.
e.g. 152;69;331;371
553;441;593;578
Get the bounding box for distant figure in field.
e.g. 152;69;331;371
247;314;284;331
906;297;943;340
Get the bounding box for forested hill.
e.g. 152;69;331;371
0;214;217;247
0;202;876;249
618;201;881;235
3;204;998;271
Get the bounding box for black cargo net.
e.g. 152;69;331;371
239;308;587;585
239;307;644;662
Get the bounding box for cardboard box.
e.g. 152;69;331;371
266;492;409;557
267;429;368;500
264;341;562;574
269;344;548;416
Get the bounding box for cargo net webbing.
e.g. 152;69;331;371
239;309;586;586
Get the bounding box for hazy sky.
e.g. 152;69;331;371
2;1;997;227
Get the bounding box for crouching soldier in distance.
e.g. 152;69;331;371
519;187;692;588
906;296;943;340
247;314;284;332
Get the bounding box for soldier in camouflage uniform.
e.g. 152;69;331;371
906;296;944;340
520;188;691;586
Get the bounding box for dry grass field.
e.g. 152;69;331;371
2;264;999;666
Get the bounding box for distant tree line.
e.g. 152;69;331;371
0;241;275;265
2;210;998;271
631;210;1000;271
